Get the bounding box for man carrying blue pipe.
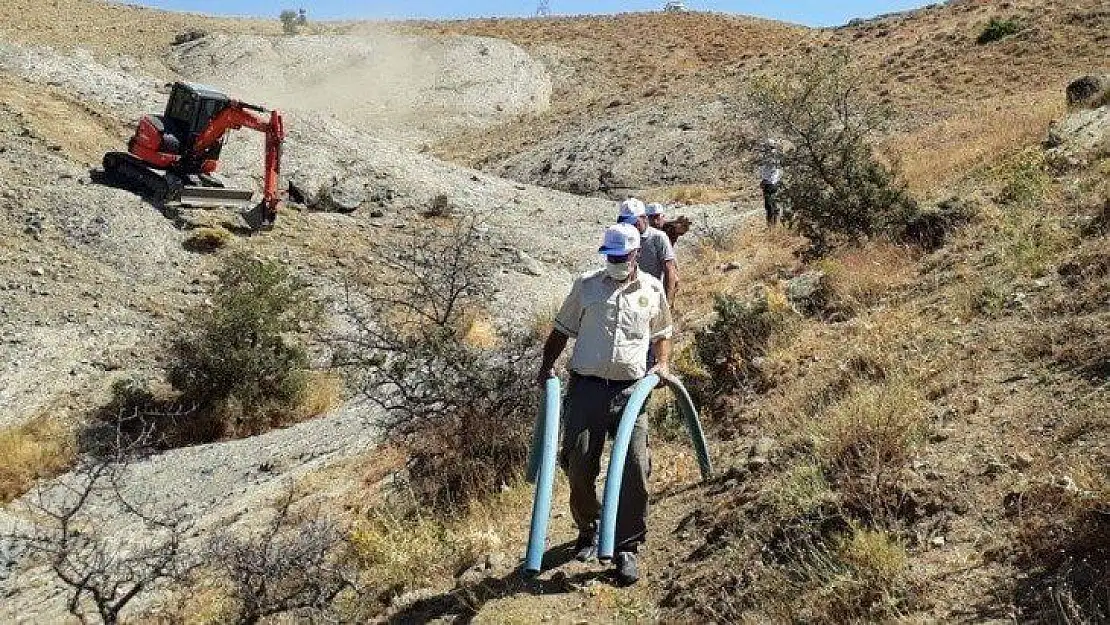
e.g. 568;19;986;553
535;220;674;586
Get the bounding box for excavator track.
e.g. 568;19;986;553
102;152;254;209
102;151;176;203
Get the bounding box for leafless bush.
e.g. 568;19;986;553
3;418;191;624
331;218;538;511
89;378;202;453
204;493;352;624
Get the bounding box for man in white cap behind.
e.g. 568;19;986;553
536;222;673;585
645;202;668;231
617;198;678;304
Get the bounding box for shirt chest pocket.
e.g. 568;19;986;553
582;298;618;336
618;295;655;341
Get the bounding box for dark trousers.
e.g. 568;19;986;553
762;180;780;225
560;374;651;553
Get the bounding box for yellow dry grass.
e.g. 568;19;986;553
295;371;345;421
886;92;1063;196
171;579;239;625
675;223;803;326
816;243;918;315
0;414;76;504
760;305;931;427
461;313;499;349
812;379;929;475
183;227;234;253
349;481;538;596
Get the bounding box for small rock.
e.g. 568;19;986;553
454;563;483;588
1055;475;1079;494
929;429;954;443
515;250;545;276
747;436;776;468
485;552;505;571
930;536;946;548
719;261;741;272
968;396;982;414
984;459;1007;476
29;266;45;277
785;271;828;315
1013;452;1034;469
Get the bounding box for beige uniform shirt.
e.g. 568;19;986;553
553;268;673;381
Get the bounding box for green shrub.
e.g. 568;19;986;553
183;226;233;253
749;53;919;256
977;17;1023;45
279;9;300;35
899;196;978;251
691;287;794;401
168;252;320;438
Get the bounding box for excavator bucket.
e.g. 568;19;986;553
177;185;255;209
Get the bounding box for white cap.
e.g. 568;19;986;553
617;198;646;224
598;223;641;256
645;202;665;217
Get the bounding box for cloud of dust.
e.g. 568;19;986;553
168;25;551;146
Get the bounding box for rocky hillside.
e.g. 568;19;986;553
0;0;1105;622
0;7;627;617
425;0;1108;196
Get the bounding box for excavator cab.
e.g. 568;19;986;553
159;83;231;160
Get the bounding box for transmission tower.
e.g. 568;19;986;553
536;0;551;16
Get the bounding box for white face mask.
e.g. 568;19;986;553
605;260;632;281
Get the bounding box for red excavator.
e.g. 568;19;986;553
103;82;285;227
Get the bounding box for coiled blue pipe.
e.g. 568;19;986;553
597;374;712;560
524;376;561;574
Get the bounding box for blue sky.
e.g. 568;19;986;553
126;1;934;27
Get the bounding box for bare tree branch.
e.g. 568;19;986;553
4;414;193;624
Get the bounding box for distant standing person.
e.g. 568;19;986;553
536;223;674;585
618;199;678;304
758;140;784;226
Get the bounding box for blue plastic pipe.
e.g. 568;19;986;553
526;394;545;484
597;374;712;560
597;375;659;561
524;377;561;574
663;373;713;480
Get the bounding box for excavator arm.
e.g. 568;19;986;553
190;102;285;225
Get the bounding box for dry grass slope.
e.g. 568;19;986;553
0;414;75;503
421;1;1106;196
0;0;1105;622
